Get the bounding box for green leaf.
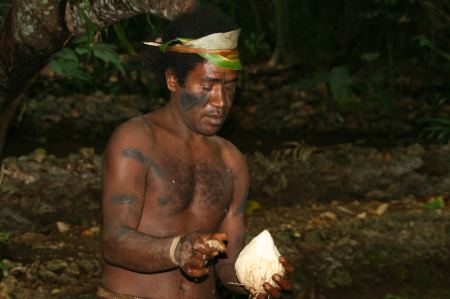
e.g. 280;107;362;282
329;66;355;107
58;59;81;72
424;196;445;210
55;48;78;62
49;59;63;74
199;53;242;70
113;23;136;55
93;43;119;63
145;14;156;31
0;231;12;242
245;199;262;216
361;52;380;61
414;35;450;61
69;69;93;83
72;35;88;45
414;35;432;48
75;45;90;55
80;7;95;47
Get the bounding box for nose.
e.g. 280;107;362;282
210;86;225;108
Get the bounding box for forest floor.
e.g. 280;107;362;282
1;69;450;299
1;144;449;299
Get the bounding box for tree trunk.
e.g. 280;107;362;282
268;0;295;67
0;0;197;160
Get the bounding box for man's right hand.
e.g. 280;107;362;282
177;232;228;277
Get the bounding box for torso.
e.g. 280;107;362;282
102;113;237;299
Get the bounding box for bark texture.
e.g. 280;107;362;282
268;0;295;67
0;0;197;160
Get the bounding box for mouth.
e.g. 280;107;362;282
205;114;224;125
206;114;222;119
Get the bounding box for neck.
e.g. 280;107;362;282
164;96;207;143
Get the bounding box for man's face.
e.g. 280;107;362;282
173;61;238;136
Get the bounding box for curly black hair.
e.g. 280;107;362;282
145;5;239;87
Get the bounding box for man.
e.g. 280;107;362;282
99;6;293;299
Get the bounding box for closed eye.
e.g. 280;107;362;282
224;83;236;92
202;84;213;91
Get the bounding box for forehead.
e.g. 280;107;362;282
186;61;238;82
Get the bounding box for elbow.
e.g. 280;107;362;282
101;229;124;265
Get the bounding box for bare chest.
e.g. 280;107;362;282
145;157;234;215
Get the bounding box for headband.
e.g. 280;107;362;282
144;29;242;70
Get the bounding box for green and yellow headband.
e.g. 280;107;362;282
144;29;242;70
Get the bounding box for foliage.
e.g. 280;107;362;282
49;2;125;89
248;151;288;199
245;199;261;216
292;65;395;116
242;31;270;61
248;142;315;199
328;67;355;108
423;196;445;210
45;0;168;94
420;117;450;144
272;141;316;162
0;231;12;243
414;35;450;62
385;294;408;299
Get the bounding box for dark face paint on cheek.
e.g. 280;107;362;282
179;89;208;111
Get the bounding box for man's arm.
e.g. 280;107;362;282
101;120;178;273
216;145;295;298
216;149;249;294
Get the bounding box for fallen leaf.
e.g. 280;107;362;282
56;221;71;233
321;211;338;221
245;199;262;216
357;212;367;219
374;203;389;216
424;196;445;210
81;225;100;237
337;206;354;215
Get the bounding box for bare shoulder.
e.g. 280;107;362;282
211;136;247;173
108;115;154;146
104;115;156;157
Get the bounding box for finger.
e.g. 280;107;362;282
183;265;208;278
263;282;281;298
193;251;208;261
273;274;294;291
249;288;262;299
209;232;228;241
193;244;218;257
257;292;268;299
190;256;206;269
279;256;294;273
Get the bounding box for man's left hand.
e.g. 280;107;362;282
249;256;294;298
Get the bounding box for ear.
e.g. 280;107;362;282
165;69;178;92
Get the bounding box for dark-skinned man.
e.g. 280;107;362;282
99;6;293;299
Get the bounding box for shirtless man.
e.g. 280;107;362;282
99;6;293;299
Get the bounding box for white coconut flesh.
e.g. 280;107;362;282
234;230;284;293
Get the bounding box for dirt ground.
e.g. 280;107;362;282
1;143;449;299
